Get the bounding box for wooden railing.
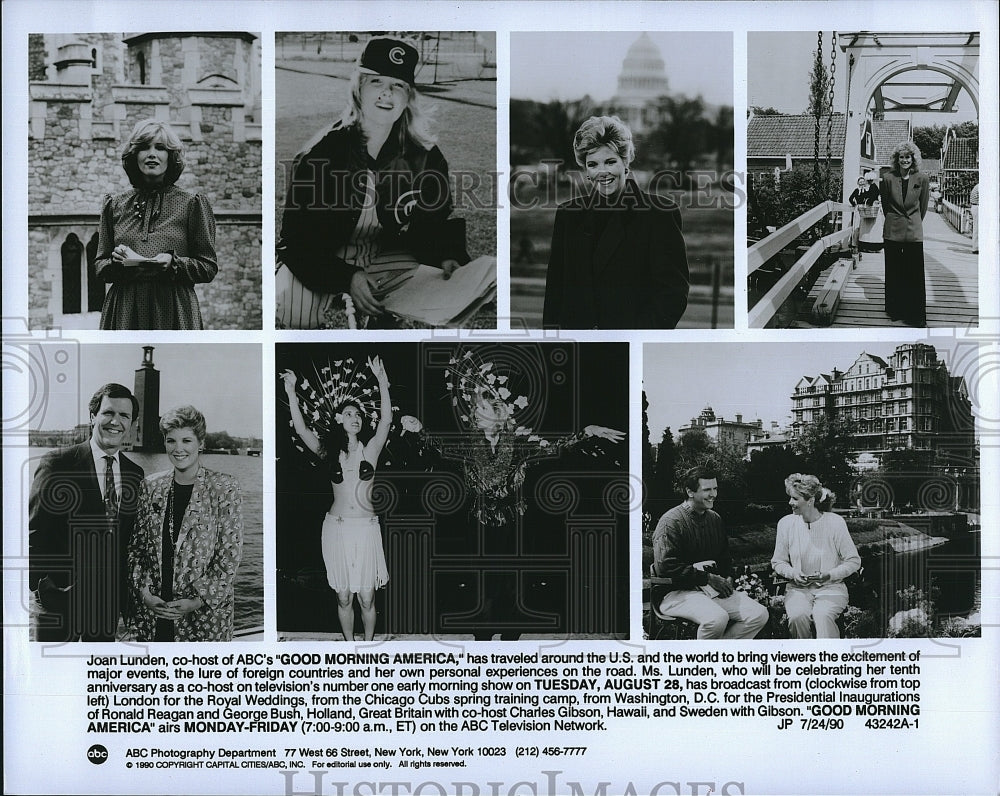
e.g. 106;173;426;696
941;198;971;234
748;201;858;328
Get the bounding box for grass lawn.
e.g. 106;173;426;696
275;67;496;259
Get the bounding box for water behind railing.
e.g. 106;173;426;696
29;450;264;636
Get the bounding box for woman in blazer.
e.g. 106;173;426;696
880;142;930;326
543;116;689;330
130;405;244;641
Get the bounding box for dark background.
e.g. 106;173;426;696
275;342;629;637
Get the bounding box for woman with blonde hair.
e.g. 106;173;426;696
771;474;861;639
880;141;930;326
130;405;243;641
95;119;218;330
543;114;688;329
277;37;469;328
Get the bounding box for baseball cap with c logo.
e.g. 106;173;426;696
359;38;419;86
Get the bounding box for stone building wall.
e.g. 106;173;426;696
27;32;262;330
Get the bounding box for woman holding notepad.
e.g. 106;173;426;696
94;119;218;330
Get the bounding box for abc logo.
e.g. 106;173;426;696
87;744;109;765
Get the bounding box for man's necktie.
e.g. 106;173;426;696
103;455;118;517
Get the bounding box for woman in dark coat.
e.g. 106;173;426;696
880;142;930;326
276;37;469;328
543;115;688;330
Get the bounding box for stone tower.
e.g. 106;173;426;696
133;346;161;452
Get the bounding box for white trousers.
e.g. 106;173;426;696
659;589;769;640
785;584;849;639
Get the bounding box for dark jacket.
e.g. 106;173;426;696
880;171;930;242
28;442;144;640
277;123;469;295
848;184;880;206
542;183;689;329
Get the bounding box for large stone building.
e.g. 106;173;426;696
606;33;670;134
28;33;262;329
790;343;975;465
678;405;764;449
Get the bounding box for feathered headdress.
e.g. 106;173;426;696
444;348;533;434
287;358;381;449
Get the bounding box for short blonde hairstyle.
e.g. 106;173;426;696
572;115;635;168
784;473;836;512
159;405;207;443
121;119;185;187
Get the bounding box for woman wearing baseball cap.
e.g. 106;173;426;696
277;37;470;328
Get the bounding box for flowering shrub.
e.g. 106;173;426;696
937;616;981;638
887;608;933;638
765;594;789;639
896;584;935;614
734;572;771;604
841;605;882;639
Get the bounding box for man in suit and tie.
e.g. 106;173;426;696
29;383;146;641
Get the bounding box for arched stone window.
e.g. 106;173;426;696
59;231;104;316
137;51;146;85
60;233;84;314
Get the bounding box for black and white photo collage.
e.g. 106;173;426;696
3;2;997;794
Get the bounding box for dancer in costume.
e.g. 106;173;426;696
280;357;391;641
399;348;625;640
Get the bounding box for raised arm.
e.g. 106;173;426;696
366;356;393;460
280;370;321;455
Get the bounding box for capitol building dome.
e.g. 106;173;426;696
609;33;669;134
615;33;669;102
